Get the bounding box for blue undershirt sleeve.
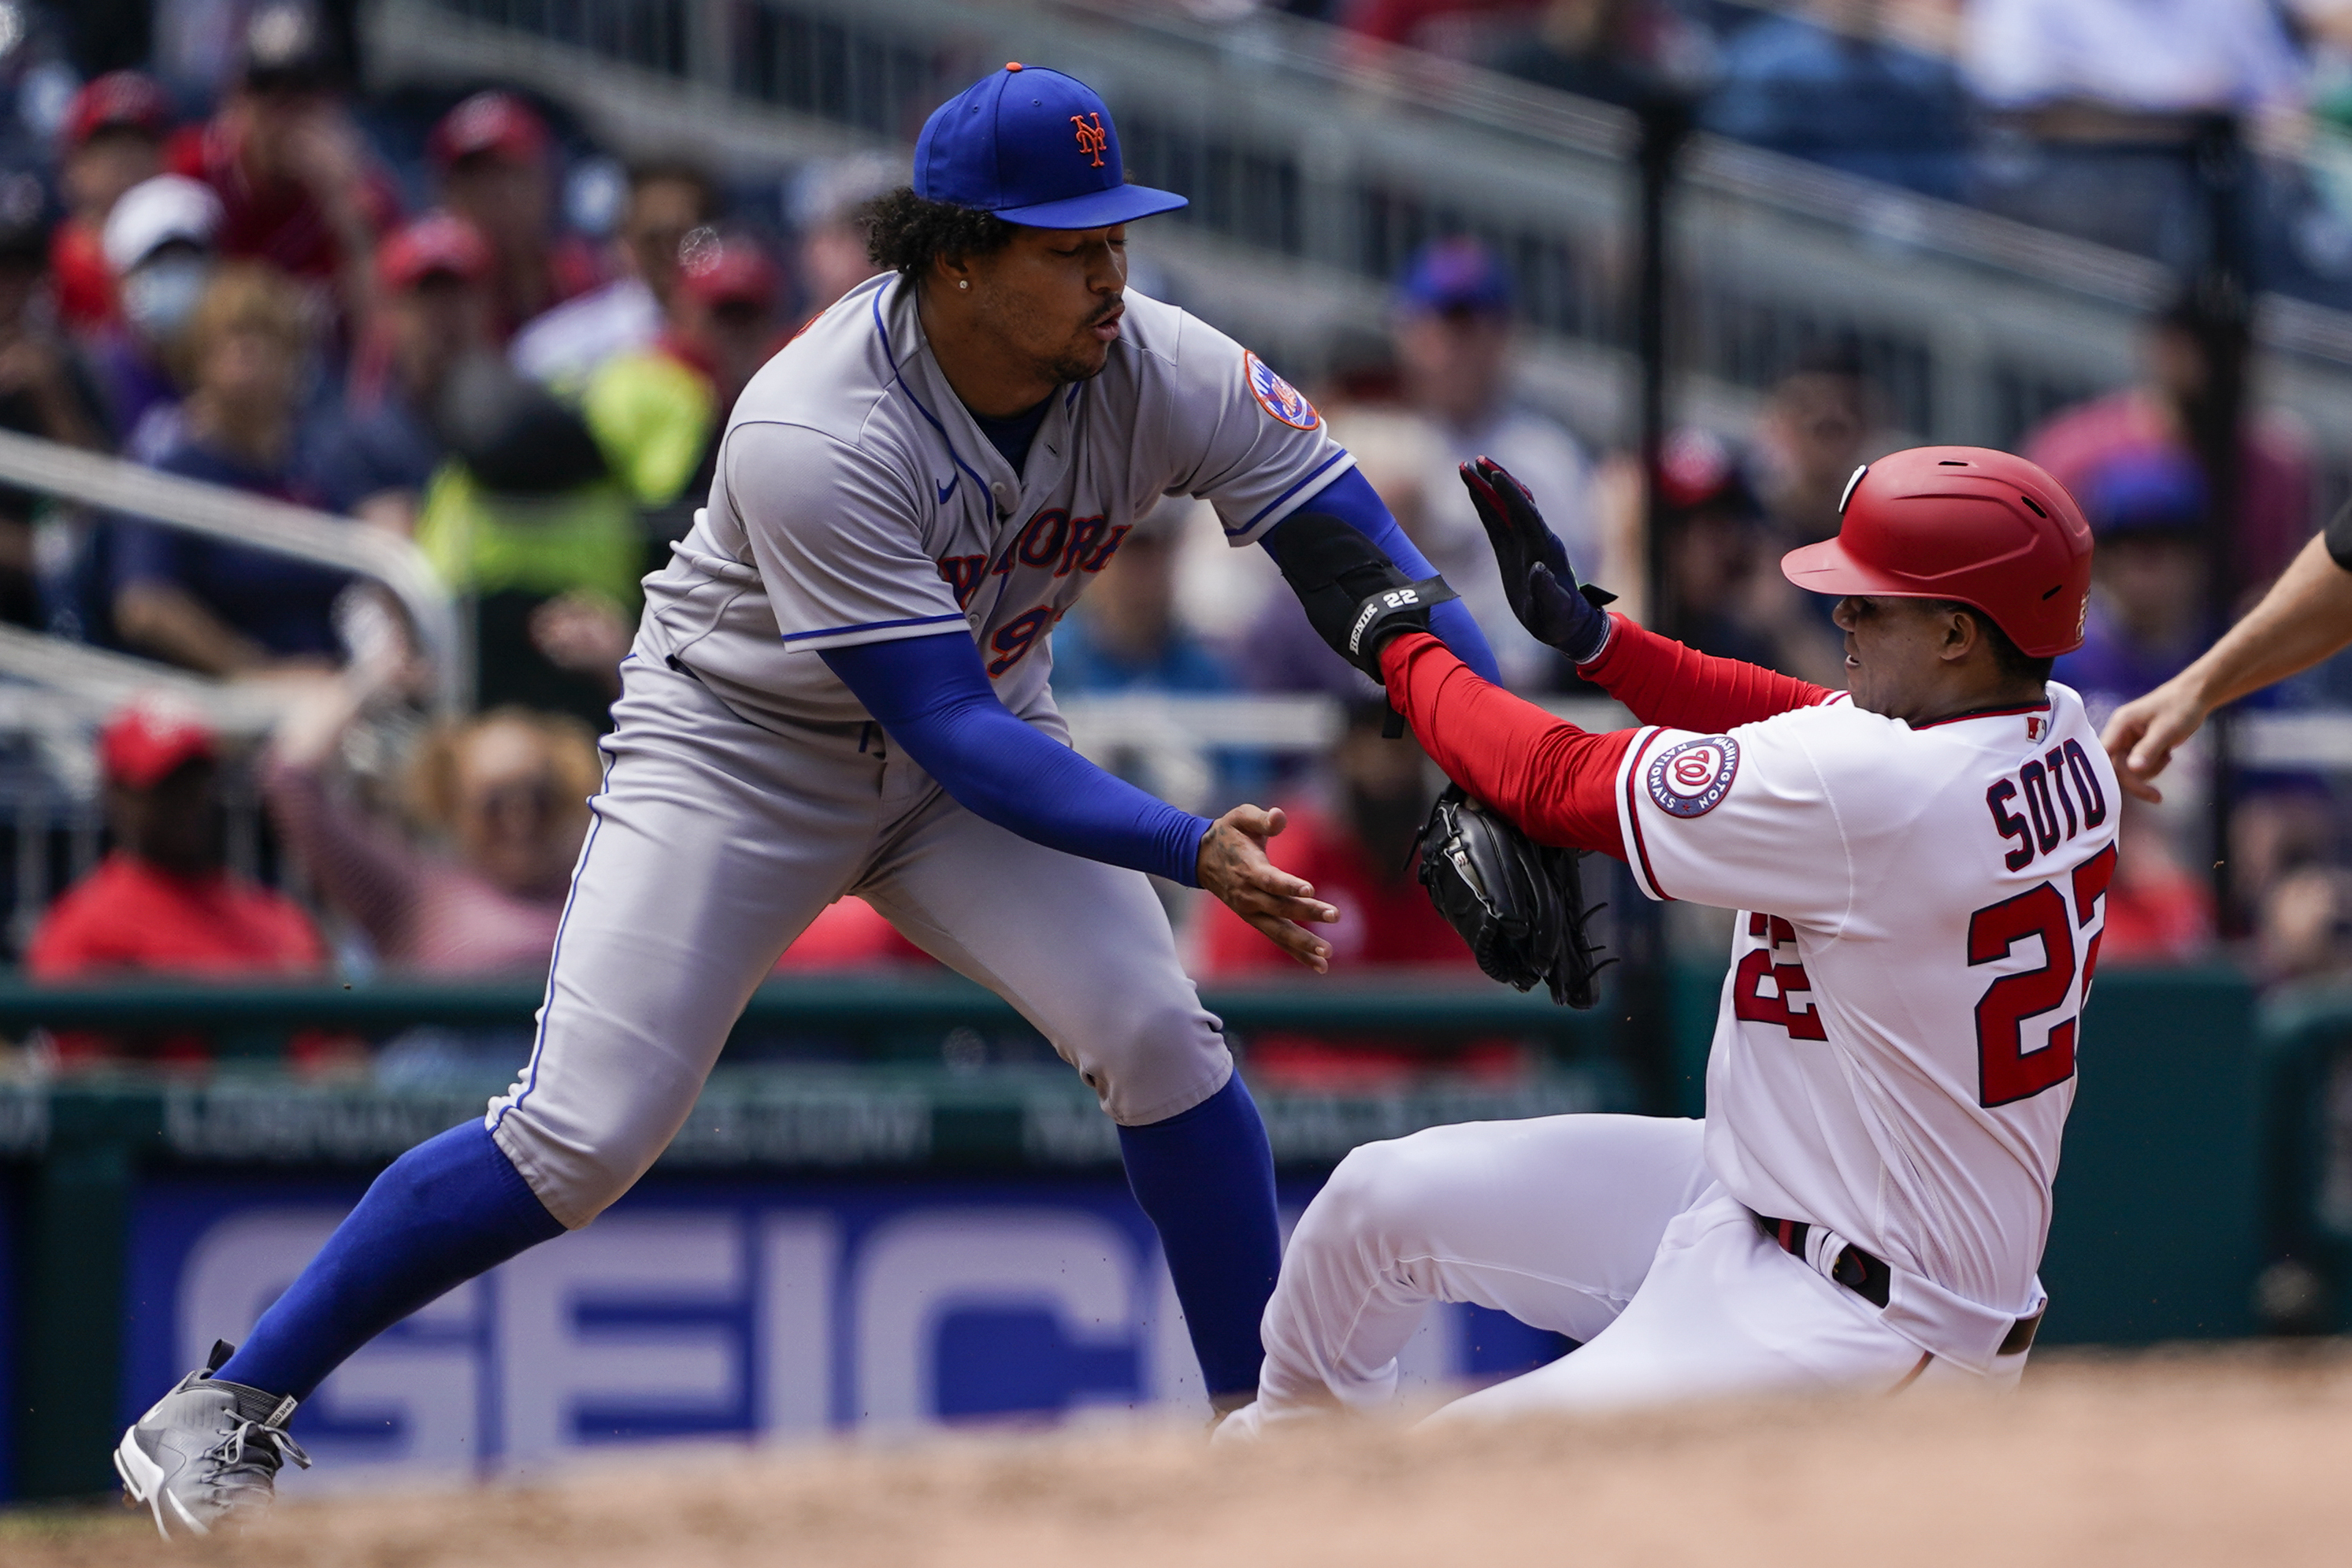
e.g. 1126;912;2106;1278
1263;465;1504;684
821;632;1211;888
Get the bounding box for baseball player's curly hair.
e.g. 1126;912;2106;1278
863;187;1018;280
1928;599;2055;684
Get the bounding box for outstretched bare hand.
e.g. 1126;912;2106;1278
2102;674;2209;804
1196;806;1339;972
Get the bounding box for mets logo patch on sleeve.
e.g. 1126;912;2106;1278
1244;352;1320;430
1647;736;1739;818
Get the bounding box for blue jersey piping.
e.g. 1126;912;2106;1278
872;287;994;506
1234;449;1350;535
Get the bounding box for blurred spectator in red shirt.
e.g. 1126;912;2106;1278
50;71;173;336
512;158;719;392
2024;298;2313;592
1196;702;1471;976
263;673;599;974
28;701;325;1065
2101;795;2214;966
773;897;931;969
1195;704;1521;1087
165;2;397;339
430;91;603;344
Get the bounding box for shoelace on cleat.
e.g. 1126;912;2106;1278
205;1415;311;1479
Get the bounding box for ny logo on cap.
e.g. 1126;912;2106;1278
1070;113;1107;168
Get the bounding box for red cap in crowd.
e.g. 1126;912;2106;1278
377;210;493;291
1654;428;1759;515
677;228;780;311
61;71;173;150
100;700;217;790
428;91;550;171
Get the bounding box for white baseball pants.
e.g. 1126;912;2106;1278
487;654;1232;1228
1229;1114;2026;1433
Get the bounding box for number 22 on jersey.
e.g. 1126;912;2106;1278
1968;843;2114;1107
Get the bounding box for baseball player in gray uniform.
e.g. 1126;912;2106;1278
116;64;1506;1536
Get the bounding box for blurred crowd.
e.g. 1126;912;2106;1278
1124;221;2352;998
1211;0;2352;307
0;0;949;1071
0;0;2350;1087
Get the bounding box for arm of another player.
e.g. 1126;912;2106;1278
1378;632;1632;857
725;419;1337;969
821;633;1339;970
1261;466;1503;684
1273;511;1854;917
2105;529;2352;802
1262;507;1630;854
1156;318;1500;679
1460;458;1833;729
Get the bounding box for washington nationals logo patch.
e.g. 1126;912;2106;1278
1244;352;1320;430
1647;735;1740;818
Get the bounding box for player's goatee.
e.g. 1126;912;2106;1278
1044;298;1123;384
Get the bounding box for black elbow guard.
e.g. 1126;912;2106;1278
2324;499;2352;574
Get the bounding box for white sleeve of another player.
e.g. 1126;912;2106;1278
722;421;968;655
1613;704;1883;929
1156;312;1356;547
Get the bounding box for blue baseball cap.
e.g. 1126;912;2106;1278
1396;236;1513;315
914;64;1186;230
2081;447;2205;538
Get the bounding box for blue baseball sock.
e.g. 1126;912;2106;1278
1117;1073;1282;1402
216;1121;565;1402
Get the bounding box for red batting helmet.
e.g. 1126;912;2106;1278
1779;445;2094;658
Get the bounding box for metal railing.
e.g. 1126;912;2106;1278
1057;691;1630;811
0;430;466;716
0;432;465;946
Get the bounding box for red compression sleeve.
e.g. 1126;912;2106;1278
1380;632;1631;860
1579;613;1834;732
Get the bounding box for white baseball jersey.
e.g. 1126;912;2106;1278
638;272;1352;729
1614;682;2119;1329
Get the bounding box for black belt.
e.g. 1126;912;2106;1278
1753;1212;2043;1357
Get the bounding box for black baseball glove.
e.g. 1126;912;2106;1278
1271;510;1459;680
1415;784;1611;1009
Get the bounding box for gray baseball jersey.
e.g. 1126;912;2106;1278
639;272;1352;728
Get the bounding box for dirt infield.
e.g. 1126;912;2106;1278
13;1345;2352;1567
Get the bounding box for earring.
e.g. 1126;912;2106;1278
958;280;970;290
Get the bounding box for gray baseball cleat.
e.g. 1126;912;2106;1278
115;1341;310;1540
